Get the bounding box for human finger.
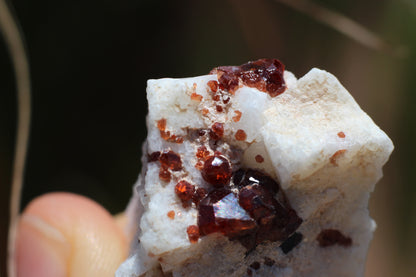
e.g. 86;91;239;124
16;192;127;277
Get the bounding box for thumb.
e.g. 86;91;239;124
16;192;128;277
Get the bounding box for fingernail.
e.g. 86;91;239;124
17;214;69;277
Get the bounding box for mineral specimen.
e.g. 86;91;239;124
116;59;393;277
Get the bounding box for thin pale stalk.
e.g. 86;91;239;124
275;0;404;56
0;0;31;276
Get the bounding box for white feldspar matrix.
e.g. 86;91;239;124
116;59;393;277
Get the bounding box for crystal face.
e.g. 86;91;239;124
192;187;208;206
186;225;200;244
280;232;303;254
211;58;287;97
234;169;280;193
213;193;252;221
197;169;302;249
209;122;224;140
207;80;218;92
159;150;182;171
175;180;195;202
198;189;257;238
201;155;232;187
157;150;182;182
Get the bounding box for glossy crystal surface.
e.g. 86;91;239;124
197;169;302;248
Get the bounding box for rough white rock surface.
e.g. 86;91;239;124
116;67;393;277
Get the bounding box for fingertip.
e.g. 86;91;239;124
17;192;128;277
17;213;69;277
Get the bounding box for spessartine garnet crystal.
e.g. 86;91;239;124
210;58;287;97
197;169;302;250
201;155;232;187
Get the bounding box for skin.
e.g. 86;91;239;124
15;192;128;277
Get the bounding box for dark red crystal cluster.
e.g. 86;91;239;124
148;150;182;183
197;167;302;250
211;58;287;97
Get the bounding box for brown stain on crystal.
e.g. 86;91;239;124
330;149;346;166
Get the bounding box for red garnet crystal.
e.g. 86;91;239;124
148;151;161;162
236;169;302;244
211;59;287;97
317;229;352;247
233;169;280;193
207;80;219;93
175;180;195;201
255;155;264;163
159;150;182;171
159;167;171;182
218;71;240;93
187;225;200;243
192;187;208;206
201;155;232;186
198;188;257;238
209;122;224;140
196;146;210;160
235;129;247;141
197;168;302;250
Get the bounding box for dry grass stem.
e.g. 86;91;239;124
0;1;31;276
276;0;405;57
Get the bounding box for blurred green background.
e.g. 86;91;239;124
0;0;414;276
